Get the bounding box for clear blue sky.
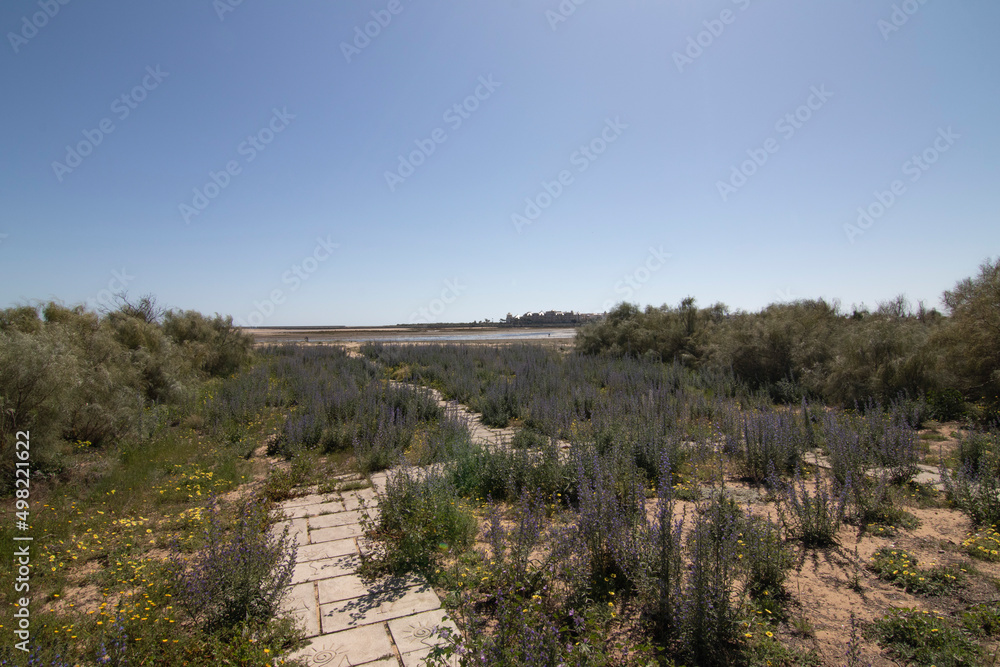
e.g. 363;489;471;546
2;1;997;326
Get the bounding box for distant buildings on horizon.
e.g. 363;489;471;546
502;310;603;326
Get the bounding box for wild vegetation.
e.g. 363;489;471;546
2;259;999;666
359;336;1000;665
576;257;1000;420
0;298;295;666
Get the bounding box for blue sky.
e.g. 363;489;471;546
1;1;997;326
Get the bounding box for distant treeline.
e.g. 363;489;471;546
577;258;1000;418
0;296;253;487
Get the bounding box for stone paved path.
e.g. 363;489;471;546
273;379;569;666
804;449;944;490
274;475;459;666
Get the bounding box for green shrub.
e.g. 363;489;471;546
511;426;548;449
168;497;297;632
962;525;1000;562
477;379;519;427
450;438;571;503
927;388;967;421
870;547;964;596
821;302;937;406
711;300;841;400
961;603;1000;638
851;477;920;533
868;607;981;666
576;298;725;364
775;469;849;547
938;257;1000;402
954;430;999;478
943;455;1000;526
362;467;477;575
0;304;42;333
0;328;74;485
163;310;254;377
741;515;793;598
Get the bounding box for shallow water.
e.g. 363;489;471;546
307;329;576;343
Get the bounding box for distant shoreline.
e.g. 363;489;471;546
245;326;578;344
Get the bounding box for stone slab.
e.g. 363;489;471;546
309;509;368;530
311;523;363;544
316;574;371;605
280;582;319;637
341;489;378;511
388;608;458;655
292;554;361;584
320;587;442;634
298;538;358;562
369;473;389;495
272;518;309;546
401;646;459;667
318;573;423;605
287;624;395;666
286;501;346;519
280;493;335;509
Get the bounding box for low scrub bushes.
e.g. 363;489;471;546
575;258;1000;412
450;437;572;502
869;547;964;596
0;300;255;494
942;435;1000;526
774;468;849;547
734;408;805;484
361;466;477;575
962;603;1000;638
868;607;982;666
168;497;297;632
422;453;796;667
962;525;1000;562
